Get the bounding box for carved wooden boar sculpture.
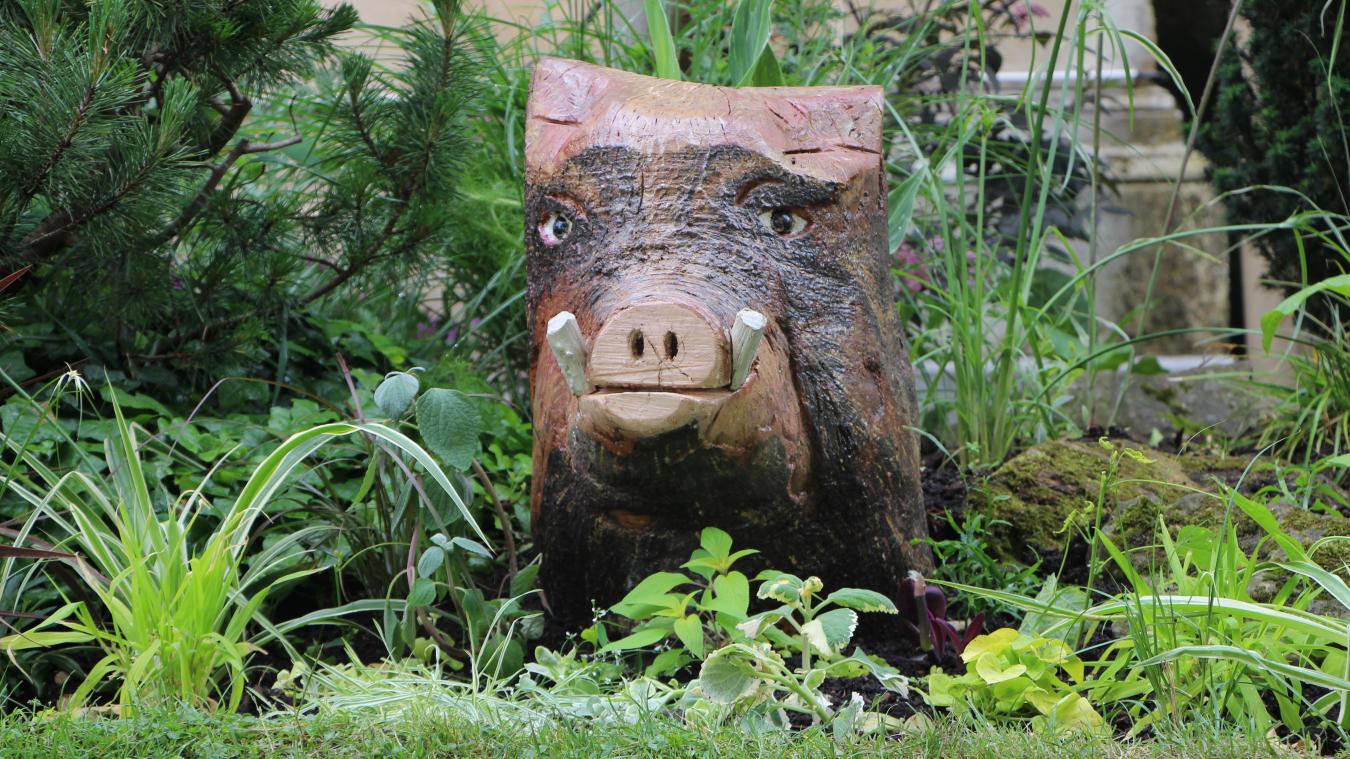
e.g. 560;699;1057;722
525;58;932;624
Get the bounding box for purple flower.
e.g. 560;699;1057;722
1010;1;1050;31
898;575;984;660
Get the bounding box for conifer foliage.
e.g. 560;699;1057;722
1196;0;1350;315
0;0;484;386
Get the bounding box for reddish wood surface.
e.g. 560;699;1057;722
525;58;931;624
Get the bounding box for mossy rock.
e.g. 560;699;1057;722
977;439;1350;571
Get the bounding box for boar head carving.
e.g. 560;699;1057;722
524;58;931;623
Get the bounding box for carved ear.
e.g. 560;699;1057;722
527;57;613;126
751;85;884;155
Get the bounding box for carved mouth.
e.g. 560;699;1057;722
577;382;749;439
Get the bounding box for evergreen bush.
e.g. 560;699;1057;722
1196;0;1350;320
0;0;487;396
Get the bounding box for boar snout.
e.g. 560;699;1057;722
545;300;771;440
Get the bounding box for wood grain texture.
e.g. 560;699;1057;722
525;58;930;626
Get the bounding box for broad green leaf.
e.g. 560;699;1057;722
449;536;493;559
416;389;481;471
374;372;420;417
643;0;680;80
961;628;1020;663
975;653;1027;684
416;546;445;578
814;608;859;655
1261;274;1350;352
673;614;705;658
648;647;691;677
729;0;774;86
408;578;436;608
706;571;750;619
698;647;759;704
748;47;783;87
825;587;898;614
737;607;786;639
510;562;540;597
758;573;803;604
612;571;692;618
599;624;670;653
699;527;734;559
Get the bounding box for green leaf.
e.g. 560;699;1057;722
647;647;692;677
825;588;898;614
448;536;492;559
975;653;1027;684
374;372;420;417
748;47;783;87
729;0;774;86
698;647;759;704
758;573;804;604
706;571;750;619
643;0;680;80
1130;356;1168;376
887;171;925;253
814;608;859;655
415;389;481;470
673;614;705;658
408;578;436;608
598;624;670;653
612;571;693;618
699;527;734;560
416;546;445;578
510;562;540;597
1261;274;1350;352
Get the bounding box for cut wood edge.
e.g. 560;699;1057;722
546;311;588;395
729;309;767;390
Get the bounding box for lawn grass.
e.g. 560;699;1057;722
0;706;1311;759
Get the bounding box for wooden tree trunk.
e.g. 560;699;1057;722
524;58;932;625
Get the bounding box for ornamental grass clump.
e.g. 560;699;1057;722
0;392;482;712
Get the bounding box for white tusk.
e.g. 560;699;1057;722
729;308;767;390
546;311;589;395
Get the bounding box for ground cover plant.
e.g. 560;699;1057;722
2;0;1350;755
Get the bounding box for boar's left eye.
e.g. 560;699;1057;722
539;211;574;246
758;208;809;237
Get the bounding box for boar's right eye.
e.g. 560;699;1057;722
539;211;573;246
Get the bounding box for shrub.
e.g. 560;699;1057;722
1196;0;1350;322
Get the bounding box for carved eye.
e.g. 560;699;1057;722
758;208;808;237
540;211;573;246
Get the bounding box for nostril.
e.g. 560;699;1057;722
629;329;644;359
663;331;678;359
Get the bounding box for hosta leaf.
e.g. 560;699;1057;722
698;647;759;704
673;614;705;658
825;588;898;614
415;389;481;470
374;372;419;417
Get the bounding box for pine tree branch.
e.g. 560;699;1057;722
158;135;302;245
206;77;251;157
18;84;98;212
